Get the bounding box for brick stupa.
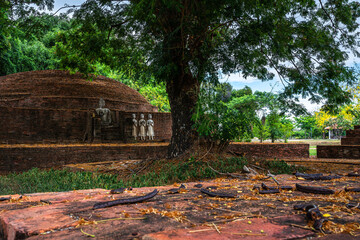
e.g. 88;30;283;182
0;70;171;144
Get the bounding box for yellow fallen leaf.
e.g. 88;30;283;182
248;221;252;224
297;177;305;180
323;213;331;217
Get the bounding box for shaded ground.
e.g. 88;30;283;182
1;173;360;239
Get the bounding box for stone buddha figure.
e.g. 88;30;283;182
147;114;155;140
132;114;138;140
138;113;146;140
95;98;112;126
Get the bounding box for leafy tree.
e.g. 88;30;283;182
192;83;256;148
6;0;360;157
315;107;355;138
253;123;270;143
280;117;294;143
0;4;71;75
266;111;283;143
295;115;322;138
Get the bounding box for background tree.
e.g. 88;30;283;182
192;83;259;148
294;115;323;139
280;117;294;143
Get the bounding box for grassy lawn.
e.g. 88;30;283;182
0;157;306;195
309;147;317;156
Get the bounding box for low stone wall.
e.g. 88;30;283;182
317;145;360;159
228;143;309;159
0;144;168;173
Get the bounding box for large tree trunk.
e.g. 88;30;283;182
166;72;199;158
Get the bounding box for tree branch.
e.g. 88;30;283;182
318;0;346;36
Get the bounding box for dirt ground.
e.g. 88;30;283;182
1;173;360;239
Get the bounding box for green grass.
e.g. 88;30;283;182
0;157;308;195
265;159;307;174
0;157;248;195
309;147;317;156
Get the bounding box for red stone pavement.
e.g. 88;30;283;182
1;174;360;239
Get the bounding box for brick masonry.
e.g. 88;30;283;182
0;107;172;144
317;145;360;159
0;144;168;173
317;126;360;159
0;143;310;173
227;142;309;159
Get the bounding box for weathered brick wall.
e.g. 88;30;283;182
0;144;168;173
228;143;309;159
344;129;360;138
0;107;172;144
341;137;360;145
317;145;360;159
0;142;309;173
0;107;88;144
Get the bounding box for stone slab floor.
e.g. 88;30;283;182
1;174;360;240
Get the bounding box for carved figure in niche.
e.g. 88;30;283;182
138;114;146;140
132;114;138;140
147;114;155;140
95;98;112;126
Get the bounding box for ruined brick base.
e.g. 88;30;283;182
0;143;310;173
317;145;360;159
228;142;309;159
0;143;168;173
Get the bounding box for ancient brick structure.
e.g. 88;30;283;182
228;143;309;159
317;125;360;158
0;70;312;173
0;70;172;144
0;144;168;174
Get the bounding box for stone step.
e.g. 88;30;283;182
341;137;360;145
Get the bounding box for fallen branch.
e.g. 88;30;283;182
231;232;266;236
345;187;360;192
80;228;95;238
0;197;10;201
267;171;280;185
296;184;334;195
289;223;315;232
97;217;146;223
93;189;158;209
206;162;243;178
200;188;236;198
212;222;221;234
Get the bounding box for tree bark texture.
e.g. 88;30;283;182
166;72;199;158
